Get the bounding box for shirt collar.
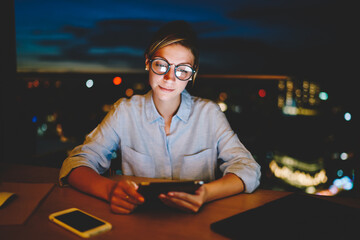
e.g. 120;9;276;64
145;90;161;123
176;89;192;123
145;89;192;123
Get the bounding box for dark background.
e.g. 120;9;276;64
2;1;358;197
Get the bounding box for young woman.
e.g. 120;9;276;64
59;21;261;214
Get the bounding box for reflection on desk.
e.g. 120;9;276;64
1;163;359;240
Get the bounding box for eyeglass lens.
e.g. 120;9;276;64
151;59;193;81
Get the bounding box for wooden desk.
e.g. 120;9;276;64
1;163;359;239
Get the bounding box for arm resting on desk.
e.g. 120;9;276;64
204;173;244;202
67;166;144;214
67;166;115;202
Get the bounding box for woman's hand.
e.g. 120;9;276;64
108;180;145;214
158;185;207;213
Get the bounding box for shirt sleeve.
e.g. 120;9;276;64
213;103;261;193
59;102;121;186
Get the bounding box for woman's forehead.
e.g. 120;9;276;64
153;44;194;65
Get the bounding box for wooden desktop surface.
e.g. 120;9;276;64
1;163;359;239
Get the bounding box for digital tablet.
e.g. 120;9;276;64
138;180;204;202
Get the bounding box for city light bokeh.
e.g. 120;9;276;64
10;72;356;198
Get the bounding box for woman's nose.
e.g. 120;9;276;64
164;65;176;81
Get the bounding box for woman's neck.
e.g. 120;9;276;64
153;95;181;120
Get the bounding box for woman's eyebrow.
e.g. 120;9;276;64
152;56;193;66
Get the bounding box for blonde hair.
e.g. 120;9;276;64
144;21;199;81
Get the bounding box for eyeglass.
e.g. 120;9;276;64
149;58;195;81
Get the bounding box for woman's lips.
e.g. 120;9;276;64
159;86;174;92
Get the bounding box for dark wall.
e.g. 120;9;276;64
2;0;36;163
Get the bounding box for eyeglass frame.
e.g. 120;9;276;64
148;58;196;81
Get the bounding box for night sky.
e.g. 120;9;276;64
15;0;344;80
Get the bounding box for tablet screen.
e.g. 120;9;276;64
138;180;204;202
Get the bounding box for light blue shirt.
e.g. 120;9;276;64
59;90;261;193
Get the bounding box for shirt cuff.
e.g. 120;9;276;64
59;157;99;187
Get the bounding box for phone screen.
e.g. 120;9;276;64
54;210;106;232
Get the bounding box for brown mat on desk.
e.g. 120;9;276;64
0;182;54;225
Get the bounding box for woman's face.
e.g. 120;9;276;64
147;44;194;104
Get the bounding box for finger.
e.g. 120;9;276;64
122;180;145;204
169;196;201;212
112;193;133;204
159;194;200;213
195;185;205;195
110;196;138;212
111;192;141;209
168;191;204;208
167;191;196;203
167;191;187;198
159;194;187;211
122;193;143;205
110;202;136;214
111;181;144;204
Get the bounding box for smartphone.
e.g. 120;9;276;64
138;180;204;202
49;208;112;238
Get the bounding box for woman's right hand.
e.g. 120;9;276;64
108;180;145;214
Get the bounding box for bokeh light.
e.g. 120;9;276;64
340;152;348;160
113;76;122;85
86;79;94;88
218;102;228;112
258;89;266;98
125;88;134;97
344;112;351;121
319;92;328;100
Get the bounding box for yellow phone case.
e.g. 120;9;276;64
49;208;112;238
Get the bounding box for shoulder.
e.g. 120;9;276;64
191;95;221;113
187;94;225;122
112;93;146;110
105;94;148;120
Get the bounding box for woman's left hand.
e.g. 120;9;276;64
158;185;207;213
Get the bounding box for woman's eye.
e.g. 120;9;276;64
178;69;189;73
155;62;167;68
178;66;192;74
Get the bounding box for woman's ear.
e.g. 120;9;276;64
145;58;149;71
